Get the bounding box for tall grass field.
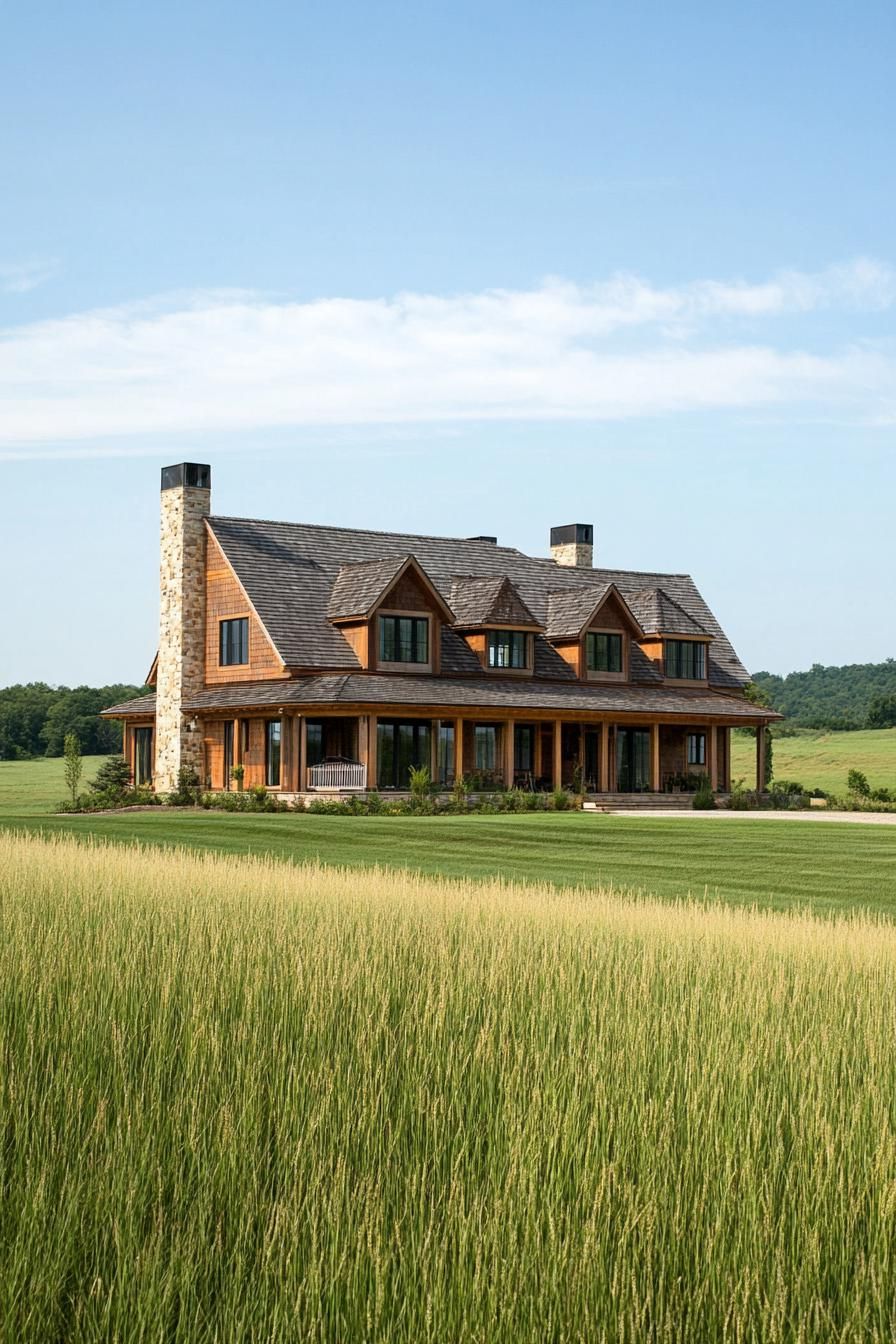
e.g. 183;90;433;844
2;833;896;1340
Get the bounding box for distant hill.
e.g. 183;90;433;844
752;659;896;730
0;683;147;759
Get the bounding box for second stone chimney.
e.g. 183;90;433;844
550;523;593;569
155;463;211;792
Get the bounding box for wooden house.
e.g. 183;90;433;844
102;463;779;800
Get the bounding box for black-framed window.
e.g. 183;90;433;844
306;720;324;768
134;727;153;787
687;732;706;766
474;725;498;772
666;640;706;680
514;725;534;773
487;630;528;669
265;719;281;787
219;617;249;666
378;615;429;664
223;721;234;786
377;720;431;789
586;631;623;673
437;723;455;785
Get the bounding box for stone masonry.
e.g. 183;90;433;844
550;540;594;569
154;465;211;792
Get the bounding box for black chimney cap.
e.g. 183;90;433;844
467;535;498;544
550;523;592;546
161;463;211;491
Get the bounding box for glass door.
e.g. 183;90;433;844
377;720;432;789
584;728;600;792
616;729;651;792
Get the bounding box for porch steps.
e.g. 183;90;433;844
585;792;700;812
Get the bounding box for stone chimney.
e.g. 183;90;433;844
550;523;593;569
155;463;211;792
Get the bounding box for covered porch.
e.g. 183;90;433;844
196;711;770;796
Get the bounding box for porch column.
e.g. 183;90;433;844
504;720;515;790
600;723;610;793
756;725;766;793
650;723;661;792
707;725;718;791
454;717;464;783
367;715;377;791
299;716;308;792
122;725;132;776
553;720;562;790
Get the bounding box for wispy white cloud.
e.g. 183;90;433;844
0;258;60;295
0;258;893;454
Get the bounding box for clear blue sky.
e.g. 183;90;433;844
1;0;893;684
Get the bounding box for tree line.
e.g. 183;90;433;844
0;683;147;759
751;659;896;731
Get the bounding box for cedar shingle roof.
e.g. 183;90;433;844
206;516;750;688
628;587;708;637
449;575;541;629
327;555;410;621
545;583;645;641
103;679;777;719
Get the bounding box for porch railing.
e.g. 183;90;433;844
307;762;367;791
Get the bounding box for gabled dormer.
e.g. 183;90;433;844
627;588;710;685
449;575;543;675
545;583;646;681
328;554;454;674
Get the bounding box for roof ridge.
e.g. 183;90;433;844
209;514;526;553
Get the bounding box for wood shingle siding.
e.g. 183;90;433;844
204;535;287;685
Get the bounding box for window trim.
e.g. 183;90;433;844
665;638;707;682
219;615;250;667
265;718;282;788
376;609;433;671
687;732;706;766
584;627;627;681
486;629;531;672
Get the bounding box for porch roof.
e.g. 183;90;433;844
103;679;779;721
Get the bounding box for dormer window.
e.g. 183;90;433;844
586;631;622;674
487;630;529;669
379;614;429;665
665;639;706;680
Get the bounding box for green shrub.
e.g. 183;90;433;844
88;756;132;797
167;766;202;807
692;776;715;810
847;769;871;798
550;788;571;812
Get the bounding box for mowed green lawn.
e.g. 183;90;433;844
1;756;894;918
732;726;896;793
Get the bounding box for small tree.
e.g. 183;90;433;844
63;732;82;805
89;755;132;797
847;769;871;798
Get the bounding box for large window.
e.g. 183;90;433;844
586;631;623;674
437;723;455;785
134;727;153;787
265;719;281;787
219;617;249;666
474;725;498;772
514;725;534;773
665;640;706;680
378;615;429;664
687;732;706;766
377;720;431;789
223;721;234;788
487;630;528;669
